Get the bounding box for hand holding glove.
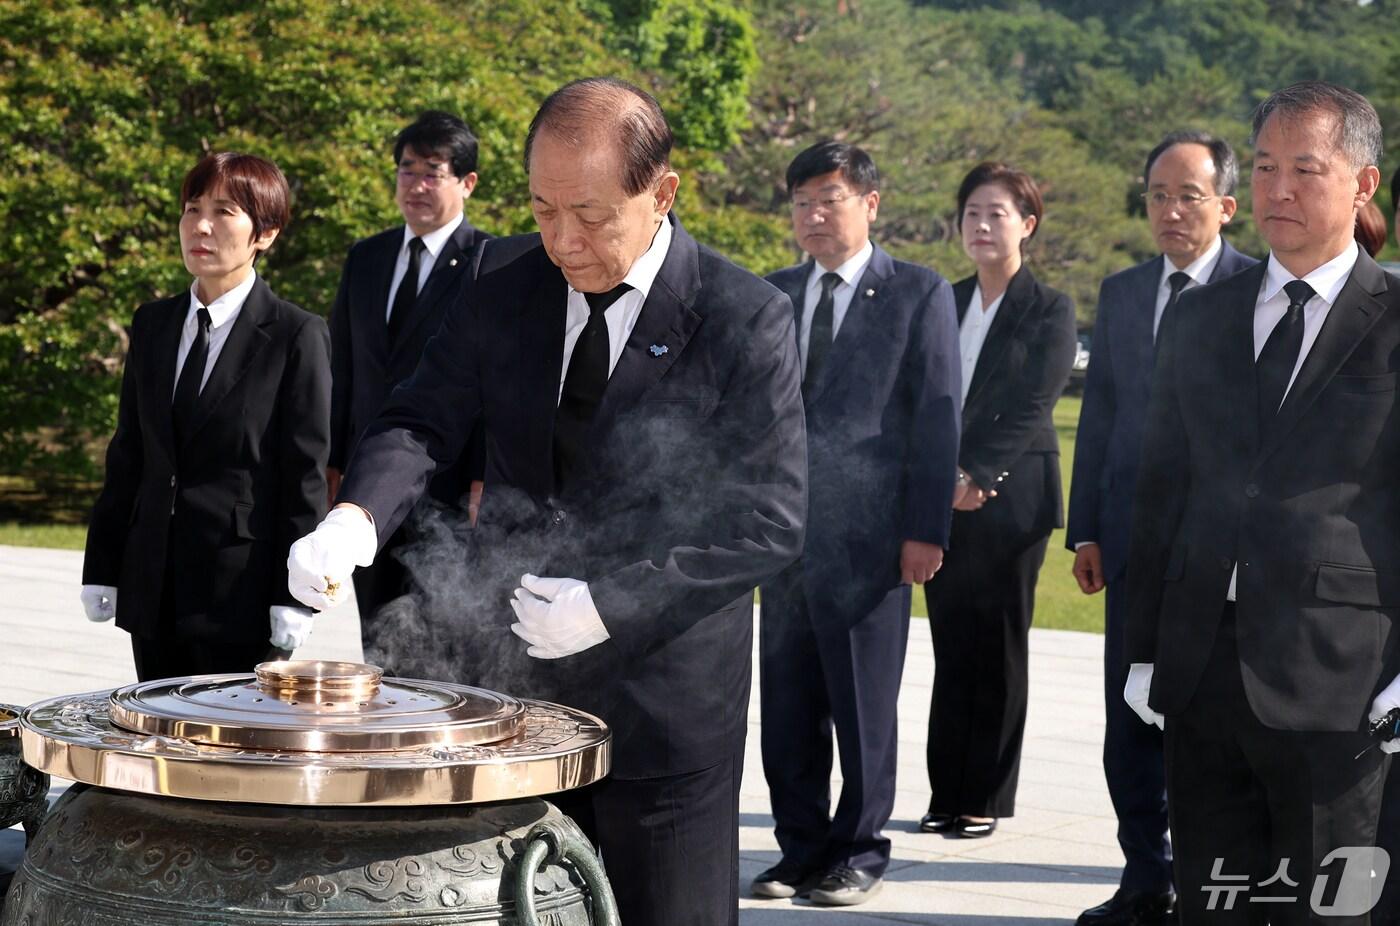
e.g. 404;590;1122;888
287;506;378;611
269;606;316;651
509;574;610;660
80;585;117;622
1369;674;1400;754
1124;662;1165;731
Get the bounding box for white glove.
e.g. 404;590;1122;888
80;585;117;622
269;606;316;651
1124;662;1165;730
1369;674;1400;754
286;506;378;611
509;574;610;660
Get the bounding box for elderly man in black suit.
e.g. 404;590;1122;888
1125;81;1398;923
1068;131;1256;926
287;77;807;926
754;141;960;906
326;111;491;666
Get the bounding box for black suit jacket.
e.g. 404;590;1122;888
1066;241;1257;581
84;277;331;642
953;265;1076;540
764;244;960;620
1126;252;1400;730
328;219;489;503
339;215;808;778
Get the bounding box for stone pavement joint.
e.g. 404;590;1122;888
0;544;1121;922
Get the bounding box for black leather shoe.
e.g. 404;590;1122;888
955;816;997;838
919;811;956;833
806;865;883;906
1075;888;1177;926
750;862;819;899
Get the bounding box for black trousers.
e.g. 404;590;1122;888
131;633;275;682
759;564;911;877
550;751;743;926
924;529;1049;818
1165;608;1388;925
1102;579;1173;893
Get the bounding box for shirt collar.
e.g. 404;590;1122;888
403;212;464;260
809;239;874;290
1162;235;1223;289
569;213;674;302
1260;240;1359;307
188;269;257;329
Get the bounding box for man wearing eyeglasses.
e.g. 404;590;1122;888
326;110;492;669
1067;130;1256;926
753;141;961;906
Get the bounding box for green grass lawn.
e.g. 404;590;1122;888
2;395;1104;632
910;393;1103;634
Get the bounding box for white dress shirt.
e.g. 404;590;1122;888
173;269;258;396
557;215;673;402
1153;235;1222;337
384;213;464;322
797;240;874;373
1226;240;1359;600
958;283;1005;408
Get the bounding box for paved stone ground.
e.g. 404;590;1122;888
0;543;1122;923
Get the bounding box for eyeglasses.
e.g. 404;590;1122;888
791;192;860;213
1141;191;1220;211
396;167;457;188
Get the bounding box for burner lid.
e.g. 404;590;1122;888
0;703;20;738
108;661;524;752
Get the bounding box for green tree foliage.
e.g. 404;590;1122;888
0;0;783;482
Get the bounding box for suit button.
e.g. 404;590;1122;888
551;509;567;526
1244;483;1260;499
1219;556;1232;570
170;476;177;488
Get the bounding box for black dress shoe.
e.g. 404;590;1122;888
806;865;883;906
919;811;956;833
1075;888;1177;926
955;816;997;838
750;861;819;899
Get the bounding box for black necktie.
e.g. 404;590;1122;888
387;237;426;347
1162;271;1190;323
554;283;631;490
1256;279;1314;425
172;307;211;444
803;272;842;399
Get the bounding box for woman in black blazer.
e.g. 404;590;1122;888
80;152;331;681
922;163;1076;837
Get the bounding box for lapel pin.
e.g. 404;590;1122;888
648;344;669;357
449;258;458;267
865;288;875;297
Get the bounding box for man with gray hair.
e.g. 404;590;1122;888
287;77;808;925
1123;81;1396;921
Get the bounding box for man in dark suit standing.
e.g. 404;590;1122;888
288;78;807;926
1125;82;1397;923
1067;131;1256;926
326;111;490;666
753;142;960;906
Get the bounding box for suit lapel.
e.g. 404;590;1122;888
808;244;893;405
147;293;189;458
964;265;1037;408
1259;254;1389;462
180;278;273;447
392;221;477;358
593;216;703;428
521;260;569;493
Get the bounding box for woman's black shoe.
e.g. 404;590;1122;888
954;816;997;838
919;812;956;833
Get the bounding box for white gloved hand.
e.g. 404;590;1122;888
508;574;610;660
269;606;316;651
80;585;117;622
1124;662;1165;730
1369;674;1400;754
286;506;378;611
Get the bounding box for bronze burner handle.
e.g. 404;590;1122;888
515;820;620;926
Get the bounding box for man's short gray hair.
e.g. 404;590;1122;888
1250;80;1382;170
